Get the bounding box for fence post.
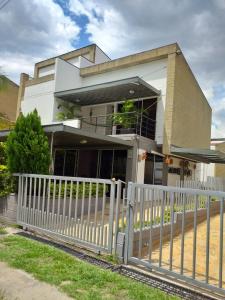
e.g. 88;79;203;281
108;180;116;253
16;174;22;223
113;180;122;253
124;182;134;264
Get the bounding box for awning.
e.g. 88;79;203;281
171;145;225;164
55;76;160;105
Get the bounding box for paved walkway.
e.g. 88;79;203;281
0;262;72;300
149;213;225;287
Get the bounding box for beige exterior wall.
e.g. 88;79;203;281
214;142;225;177
163;53;211;154
0;78;19;121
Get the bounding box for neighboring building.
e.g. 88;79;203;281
16;43;214;185
198;138;225;181
0;76;19;122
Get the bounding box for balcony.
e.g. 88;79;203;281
79;111;156;140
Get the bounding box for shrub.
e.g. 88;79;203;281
0;165;13;197
50;182;106;198
0;142;13;197
6;110;51;174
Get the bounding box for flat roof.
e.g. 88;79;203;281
171;145;225;164
55;76;160;106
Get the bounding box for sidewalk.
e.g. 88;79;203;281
0;262;72;300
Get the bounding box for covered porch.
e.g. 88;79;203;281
44;123;134;182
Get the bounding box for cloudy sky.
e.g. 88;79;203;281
0;0;224;137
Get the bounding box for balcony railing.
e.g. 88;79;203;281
79;112;156;140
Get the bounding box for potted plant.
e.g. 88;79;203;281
111;100;141;134
56;101;81;128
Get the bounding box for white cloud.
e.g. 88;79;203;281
0;0;80;82
69;0;225;138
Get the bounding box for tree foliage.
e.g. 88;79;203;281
6;110;51;174
0;142;13;197
56;101;81;121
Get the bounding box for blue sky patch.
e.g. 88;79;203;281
54;0;91;48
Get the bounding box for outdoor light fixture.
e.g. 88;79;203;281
129;89;135;94
80;139;87;144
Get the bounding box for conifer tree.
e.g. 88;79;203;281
6;110;51;174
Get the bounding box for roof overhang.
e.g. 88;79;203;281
45;123;133;148
171;145;225;164
54;76;160;106
0;124;134;148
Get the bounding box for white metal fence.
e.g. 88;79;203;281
177;176;225;192
16;174;127;253
15;174;225;295
125;182;225;295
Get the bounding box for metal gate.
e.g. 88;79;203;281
16;174;127;253
124;182;225;296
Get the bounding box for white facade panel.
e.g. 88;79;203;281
67;57;80;67
79;56;94;68
21;80;55;125
94;46;111;64
55;58;82;92
38;64;55;77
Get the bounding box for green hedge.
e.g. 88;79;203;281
50;182;107;198
0;165;13;198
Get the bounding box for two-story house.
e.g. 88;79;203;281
0;76;19;124
16;43;215;185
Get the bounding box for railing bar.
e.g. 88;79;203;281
121;188;126;231
17;175;22;222
159;190;164;267
114;181;121;252
138;187;144;259
219;197;224;288
52;179;56;231
68;180;73;236
23;176;28;224
87;182;92;236
74;181;79;237
206;195;211;283
62;180;67;235
46;178;51;229
108;182;116;253
169;191;174;271
93;182;99;244
41;178;46;228
148;188;154;262
100;183;106;246
57;180;62;233
28;177;32;225
80;182;85;239
192;194;198;279
180;193;186;275
33;177;37;226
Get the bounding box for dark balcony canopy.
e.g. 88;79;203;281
171;145;225;164
55;76;160;105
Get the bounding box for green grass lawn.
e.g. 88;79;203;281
0;235;178;300
0;227;7;235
